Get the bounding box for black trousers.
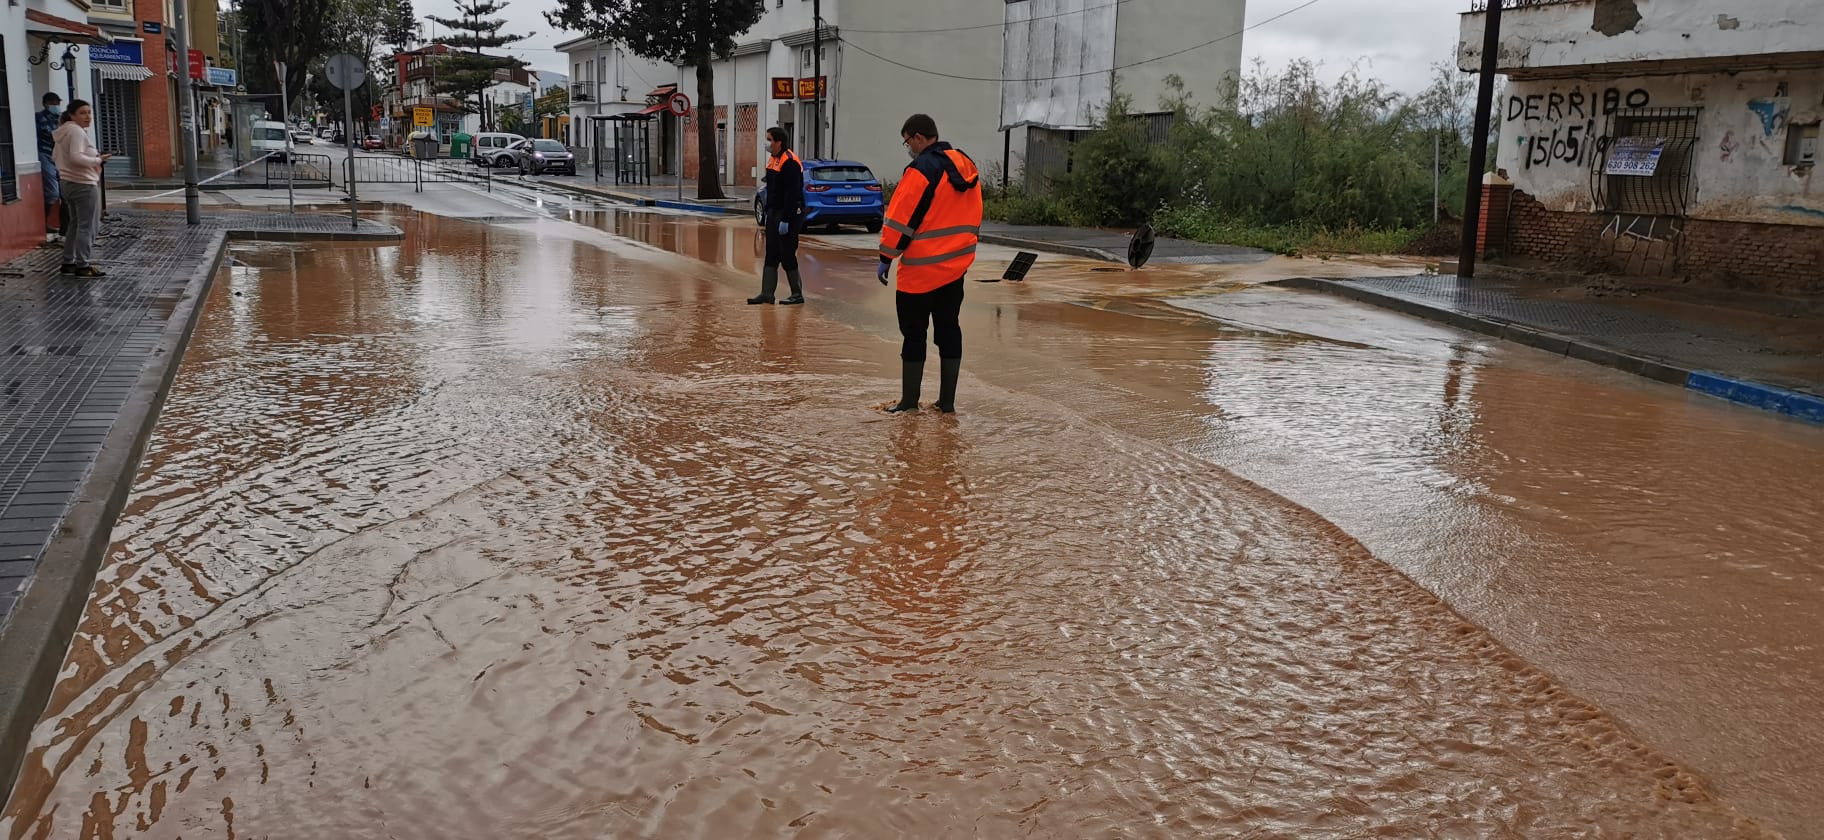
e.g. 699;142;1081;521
763;211;799;271
896;278;964;363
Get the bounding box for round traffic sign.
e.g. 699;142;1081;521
325;53;367;91
668;92;692;117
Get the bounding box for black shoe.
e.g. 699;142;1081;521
779;295;804;306
60;263;79;275
746;295;774;305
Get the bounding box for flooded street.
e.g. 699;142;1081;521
2;194;1815;837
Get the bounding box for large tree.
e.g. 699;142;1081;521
241;0;336;120
430;0;529;131
545;0;765;200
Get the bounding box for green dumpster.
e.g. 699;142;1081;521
450;132;472;160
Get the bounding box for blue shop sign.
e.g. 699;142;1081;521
89;41;145;66
207;67;237;87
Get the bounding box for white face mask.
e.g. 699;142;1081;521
46;105;62;115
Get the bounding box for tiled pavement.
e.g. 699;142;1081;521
0;210;399;626
1279;274;1824;415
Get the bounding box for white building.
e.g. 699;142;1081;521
555;0;1247;190
1460;0;1823;294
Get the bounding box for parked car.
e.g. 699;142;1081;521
291;129;313;144
318;128;334;139
755;159;885;233
362;135;385;151
471;132;526;166
510;139;575;175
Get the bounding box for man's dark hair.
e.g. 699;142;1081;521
900;114;938;140
43;92;62;106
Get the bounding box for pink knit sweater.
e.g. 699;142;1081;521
52;123;104;185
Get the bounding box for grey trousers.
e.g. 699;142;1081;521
61;182;100;267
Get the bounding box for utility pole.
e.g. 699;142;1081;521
812;0;822;160
1458;0;1505;279
172;0;202;223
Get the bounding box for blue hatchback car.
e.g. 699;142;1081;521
756;159;885;233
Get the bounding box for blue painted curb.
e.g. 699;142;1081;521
1686;372;1824;424
651;199;744;215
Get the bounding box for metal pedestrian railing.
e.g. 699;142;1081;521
265;153;333;189
342;155;495;193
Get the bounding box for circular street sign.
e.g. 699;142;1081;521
668;92;692;117
325;53;367;91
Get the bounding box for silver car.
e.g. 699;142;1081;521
511;138;575;176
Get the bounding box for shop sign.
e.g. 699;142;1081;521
90;41;144;65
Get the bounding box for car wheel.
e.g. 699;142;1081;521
865;219;882;234
754;199;766;227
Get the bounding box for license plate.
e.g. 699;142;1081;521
836;196;863;203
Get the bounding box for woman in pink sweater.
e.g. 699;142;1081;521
52;100;112;277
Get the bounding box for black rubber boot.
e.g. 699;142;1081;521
933;358;961;413
779;269;805;305
747;266;777;305
886;360;923;413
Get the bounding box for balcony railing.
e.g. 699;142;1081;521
1468;0;1585;10
570;83;594;102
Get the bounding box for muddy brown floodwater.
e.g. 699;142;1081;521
0;210;1789;838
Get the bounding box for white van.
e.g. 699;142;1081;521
251;119;290;161
471;132;525;166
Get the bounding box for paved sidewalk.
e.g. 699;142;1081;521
0;209;401;796
1280;274;1824;423
979;222;1269;266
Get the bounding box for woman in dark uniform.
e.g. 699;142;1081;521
749;126;806;305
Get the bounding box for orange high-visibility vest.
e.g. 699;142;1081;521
879;143;983;294
767;149;801;172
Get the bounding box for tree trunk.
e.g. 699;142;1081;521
694;58;724;200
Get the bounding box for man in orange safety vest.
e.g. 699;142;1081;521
877;114;983;414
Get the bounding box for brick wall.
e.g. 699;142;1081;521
1502;189;1824;296
136;0;174;179
1681;219;1824;297
680;105;727;183
1504;190;1606;264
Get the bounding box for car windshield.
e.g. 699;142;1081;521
260;127;287;141
810;166;875;183
532;140;566;152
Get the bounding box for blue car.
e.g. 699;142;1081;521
756;159;885;233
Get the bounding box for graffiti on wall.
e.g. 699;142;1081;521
1508;86;1651;170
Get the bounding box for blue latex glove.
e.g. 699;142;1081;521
877;260;891;286
777;220;791;236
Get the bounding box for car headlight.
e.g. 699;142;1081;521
533;152;546;160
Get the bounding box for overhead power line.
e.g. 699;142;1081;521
837;0;1327;84
837;0;1140;35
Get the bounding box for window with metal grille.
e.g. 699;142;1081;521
0;36;17;202
1591;107;1701;217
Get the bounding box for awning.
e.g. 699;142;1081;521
637;101;670;115
24;8;112;45
97;62;154;82
645;83;677;98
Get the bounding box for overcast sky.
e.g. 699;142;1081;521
417;0;1470;95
